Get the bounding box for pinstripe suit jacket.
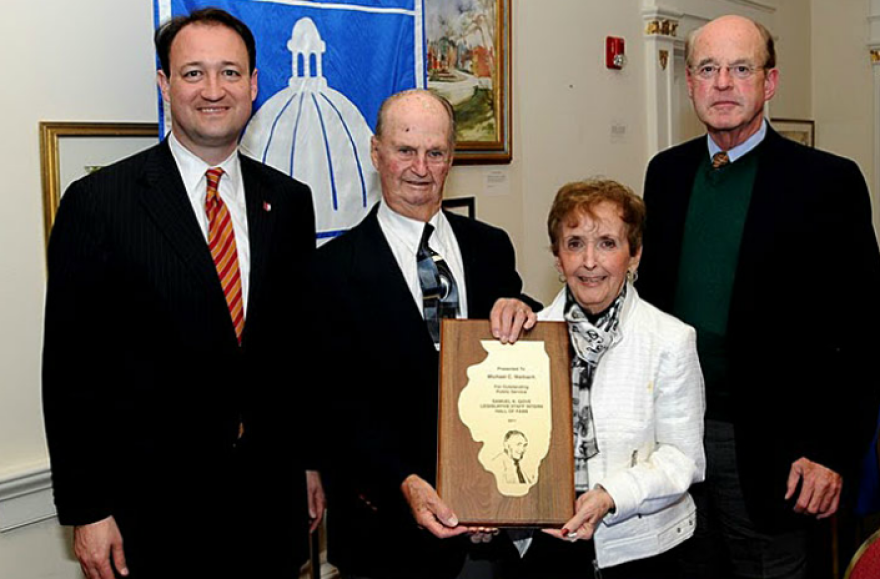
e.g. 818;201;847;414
42;140;316;568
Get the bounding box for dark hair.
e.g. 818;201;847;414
155;8;257;76
374;89;456;146
686;17;776;70
547;179;645;257
504;430;527;442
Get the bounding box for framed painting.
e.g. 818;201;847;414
426;0;511;165
39;121;159;246
442;196;476;219
771;118;815;148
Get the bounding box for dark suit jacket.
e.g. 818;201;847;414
639;126;880;530
314;205;537;578
42;141;316;574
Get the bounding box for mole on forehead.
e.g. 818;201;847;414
394;118;437;133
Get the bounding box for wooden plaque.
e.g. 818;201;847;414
437;320;574;527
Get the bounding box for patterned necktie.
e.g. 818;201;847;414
712;151;730;169
416;223;460;346
205;167;245;344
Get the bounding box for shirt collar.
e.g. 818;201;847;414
707;118;768;163
377;199;447;254
168;132;242;204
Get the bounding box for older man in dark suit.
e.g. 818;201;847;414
639;14;880;579
42;9;319;578
315;89;537;579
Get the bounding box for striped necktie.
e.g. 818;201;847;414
712;151;730;169
205;167;245;344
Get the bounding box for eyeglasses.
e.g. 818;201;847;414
690;64;765;81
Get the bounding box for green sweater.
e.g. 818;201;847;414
673;150;759;420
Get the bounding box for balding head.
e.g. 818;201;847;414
686;15;775;70
375;89;456;147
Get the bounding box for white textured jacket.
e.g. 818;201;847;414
539;283;706;568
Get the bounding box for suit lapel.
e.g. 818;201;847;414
729;127;785;325
665;138;706;255
646;138;706;310
446;211;480;315
741;127;785;247
350;209;435;350
137;142;221;295
241;155;276;320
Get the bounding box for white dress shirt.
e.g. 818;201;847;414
377;200;469;329
168;133;251;314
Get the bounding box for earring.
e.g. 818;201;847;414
627;269;639;284
558;273;566;283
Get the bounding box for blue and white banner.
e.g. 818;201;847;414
154;0;426;242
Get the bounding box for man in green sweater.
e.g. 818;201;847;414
639;14;880;579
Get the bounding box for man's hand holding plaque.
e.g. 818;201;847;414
401;474;469;539
489;298;538;344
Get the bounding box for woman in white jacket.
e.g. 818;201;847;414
513;179;705;579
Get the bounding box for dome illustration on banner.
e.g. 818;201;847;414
241;17;379;244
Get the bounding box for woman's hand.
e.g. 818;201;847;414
542;487;615;542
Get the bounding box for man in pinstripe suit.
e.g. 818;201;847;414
42;9;319;578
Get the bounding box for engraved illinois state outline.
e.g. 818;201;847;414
458;341;552;497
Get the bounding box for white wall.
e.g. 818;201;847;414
0;0;156;576
811;0;876;220
447;0;651;304
773;0;813;120
0;522;74;579
0;0;157;461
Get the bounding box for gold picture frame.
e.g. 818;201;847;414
426;0;512;165
39;121;159;246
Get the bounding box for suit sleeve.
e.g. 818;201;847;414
248;180;318;433
281;185;320;472
472;224;541;316
637;155;668;308
309;256;419;506
796;158;880;478
501;229;543;313
42;179;120;525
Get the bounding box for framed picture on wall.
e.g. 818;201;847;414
442;196;476;219
426;0;512;165
39;121;159;246
771;118;815;148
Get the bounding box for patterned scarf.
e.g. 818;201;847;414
564;282;627;491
